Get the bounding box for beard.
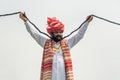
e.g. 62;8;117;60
51;35;63;42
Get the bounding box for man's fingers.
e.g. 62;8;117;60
23;12;27;18
86;15;93;22
87;15;92;20
23;12;26;16
19;12;22;18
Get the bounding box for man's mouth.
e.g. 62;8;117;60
52;35;63;42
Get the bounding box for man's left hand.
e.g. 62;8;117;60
86;15;93;22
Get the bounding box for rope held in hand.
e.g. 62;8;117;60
0;12;120;39
0;12;51;38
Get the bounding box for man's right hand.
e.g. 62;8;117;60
19;12;28;22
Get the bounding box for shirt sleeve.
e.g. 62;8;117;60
24;21;47;48
67;21;89;49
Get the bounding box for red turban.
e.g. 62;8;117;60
46;17;64;34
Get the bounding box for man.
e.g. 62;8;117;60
19;12;93;80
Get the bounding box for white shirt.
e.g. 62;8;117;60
24;21;89;80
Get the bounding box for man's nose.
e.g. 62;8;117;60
57;32;63;36
57;32;61;35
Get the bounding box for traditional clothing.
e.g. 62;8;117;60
25;19;89;80
41;39;73;80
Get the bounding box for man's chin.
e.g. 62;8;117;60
52;37;63;42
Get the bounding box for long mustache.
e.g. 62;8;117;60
56;35;62;37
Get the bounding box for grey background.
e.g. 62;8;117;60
0;0;120;80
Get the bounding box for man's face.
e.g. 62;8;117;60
51;30;63;42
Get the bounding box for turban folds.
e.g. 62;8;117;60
46;17;64;34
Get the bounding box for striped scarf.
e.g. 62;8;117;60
40;39;74;80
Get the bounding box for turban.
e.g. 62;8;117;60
46;17;64;34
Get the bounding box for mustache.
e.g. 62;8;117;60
56;35;62;37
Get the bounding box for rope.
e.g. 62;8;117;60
91;14;120;25
0;12;21;17
63;20;87;39
0;12;51;38
63;14;120;39
0;12;120;39
25;16;51;38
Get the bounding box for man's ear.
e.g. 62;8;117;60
50;32;54;36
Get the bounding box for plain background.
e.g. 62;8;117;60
0;0;120;80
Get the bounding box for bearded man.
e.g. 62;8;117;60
19;12;93;80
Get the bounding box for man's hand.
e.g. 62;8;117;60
86;15;93;22
19;12;28;22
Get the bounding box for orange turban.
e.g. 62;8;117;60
46;17;64;34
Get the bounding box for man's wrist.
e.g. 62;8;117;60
23;19;28;22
